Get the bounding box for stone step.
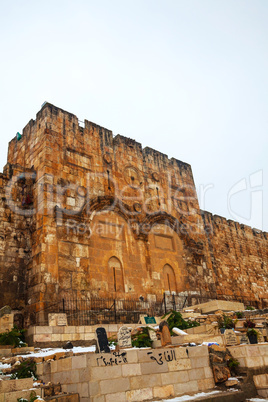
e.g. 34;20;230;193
0;388;41;402
44;394;79;402
183;390;245;402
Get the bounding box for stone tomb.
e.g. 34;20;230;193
95;327;110;353
239;333;249;344
118;326;132;348
0;305;13;333
159;321;172;347
224;329;238;346
48;313;68;326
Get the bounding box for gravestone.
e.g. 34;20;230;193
224;329;237;346
239;333;249;344
0;306;12;318
148;326;158;341
48;313;68;326
144;316;156;325
256;329;265;343
96;327;111;353
57;314;68;326
118;326;132;348
0;306;13;333
159;320;171;347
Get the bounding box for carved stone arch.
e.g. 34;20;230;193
163;264;177;293
108;256;124;293
81;196;136;223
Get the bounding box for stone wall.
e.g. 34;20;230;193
0;102;267;322
37;346;215;401
202;212;268;308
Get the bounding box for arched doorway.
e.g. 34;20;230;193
108;257;124;293
163;264;177;293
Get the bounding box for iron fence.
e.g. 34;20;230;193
33;293;266;326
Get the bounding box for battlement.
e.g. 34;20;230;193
0;103;267;320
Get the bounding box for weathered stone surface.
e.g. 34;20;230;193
0;102;267;323
212;366;231;383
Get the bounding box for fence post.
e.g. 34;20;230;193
114;299;117;323
164;293;167;315
172;293;176;311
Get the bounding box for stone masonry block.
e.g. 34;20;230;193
0;378;33;393
36;363;44;377
105;392;126;402
35;326;53;334
91;365;123;381
130;373;162;390
174;380;199;395
88;381;100;397
58;357;72;371
174;347;188;359
126;387;153;401
90;396;105;402
161;370;189;385
76;326;85;333
64;326;76;334
50;360;58;373
245;346;260;357
72;355;87;369
34;334;52;342
122;363;141;377
77;382;89;398
245;356;264;368
62;333;74;341
188;368;206;381
100;377;130;395
141;361;168;375
168;358;191;371
51;333;61;342
153;385;174;399
190;356;210;369
1;388;41;402
204;366;214;378
228;345;247;358
52;326;65;334
187;345;209;358
85;333;95;341
125;349;138;363
85;326;95;333
79;367;91;382
198;377;215;391
108;324;118;332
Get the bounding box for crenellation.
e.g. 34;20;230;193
0;103;267;321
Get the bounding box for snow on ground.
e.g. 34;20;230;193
0;362;11;370
14;345;96;359
155;391;221;401
249;399;268;401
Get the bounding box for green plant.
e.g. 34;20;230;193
244;319;256;329
17;391;38;402
0;326;26;348
227;357;240;375
131;327;153;348
246;306;255;310
247;328;258;337
217;314;235;330
162;310;200;334
108;336;117;347
235;311;244;319
11;358;37;380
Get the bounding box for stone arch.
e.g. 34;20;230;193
108;256;124;293
163;264;177;293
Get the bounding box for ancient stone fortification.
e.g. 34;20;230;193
0;103;267;323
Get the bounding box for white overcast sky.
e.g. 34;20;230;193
0;0;267;231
